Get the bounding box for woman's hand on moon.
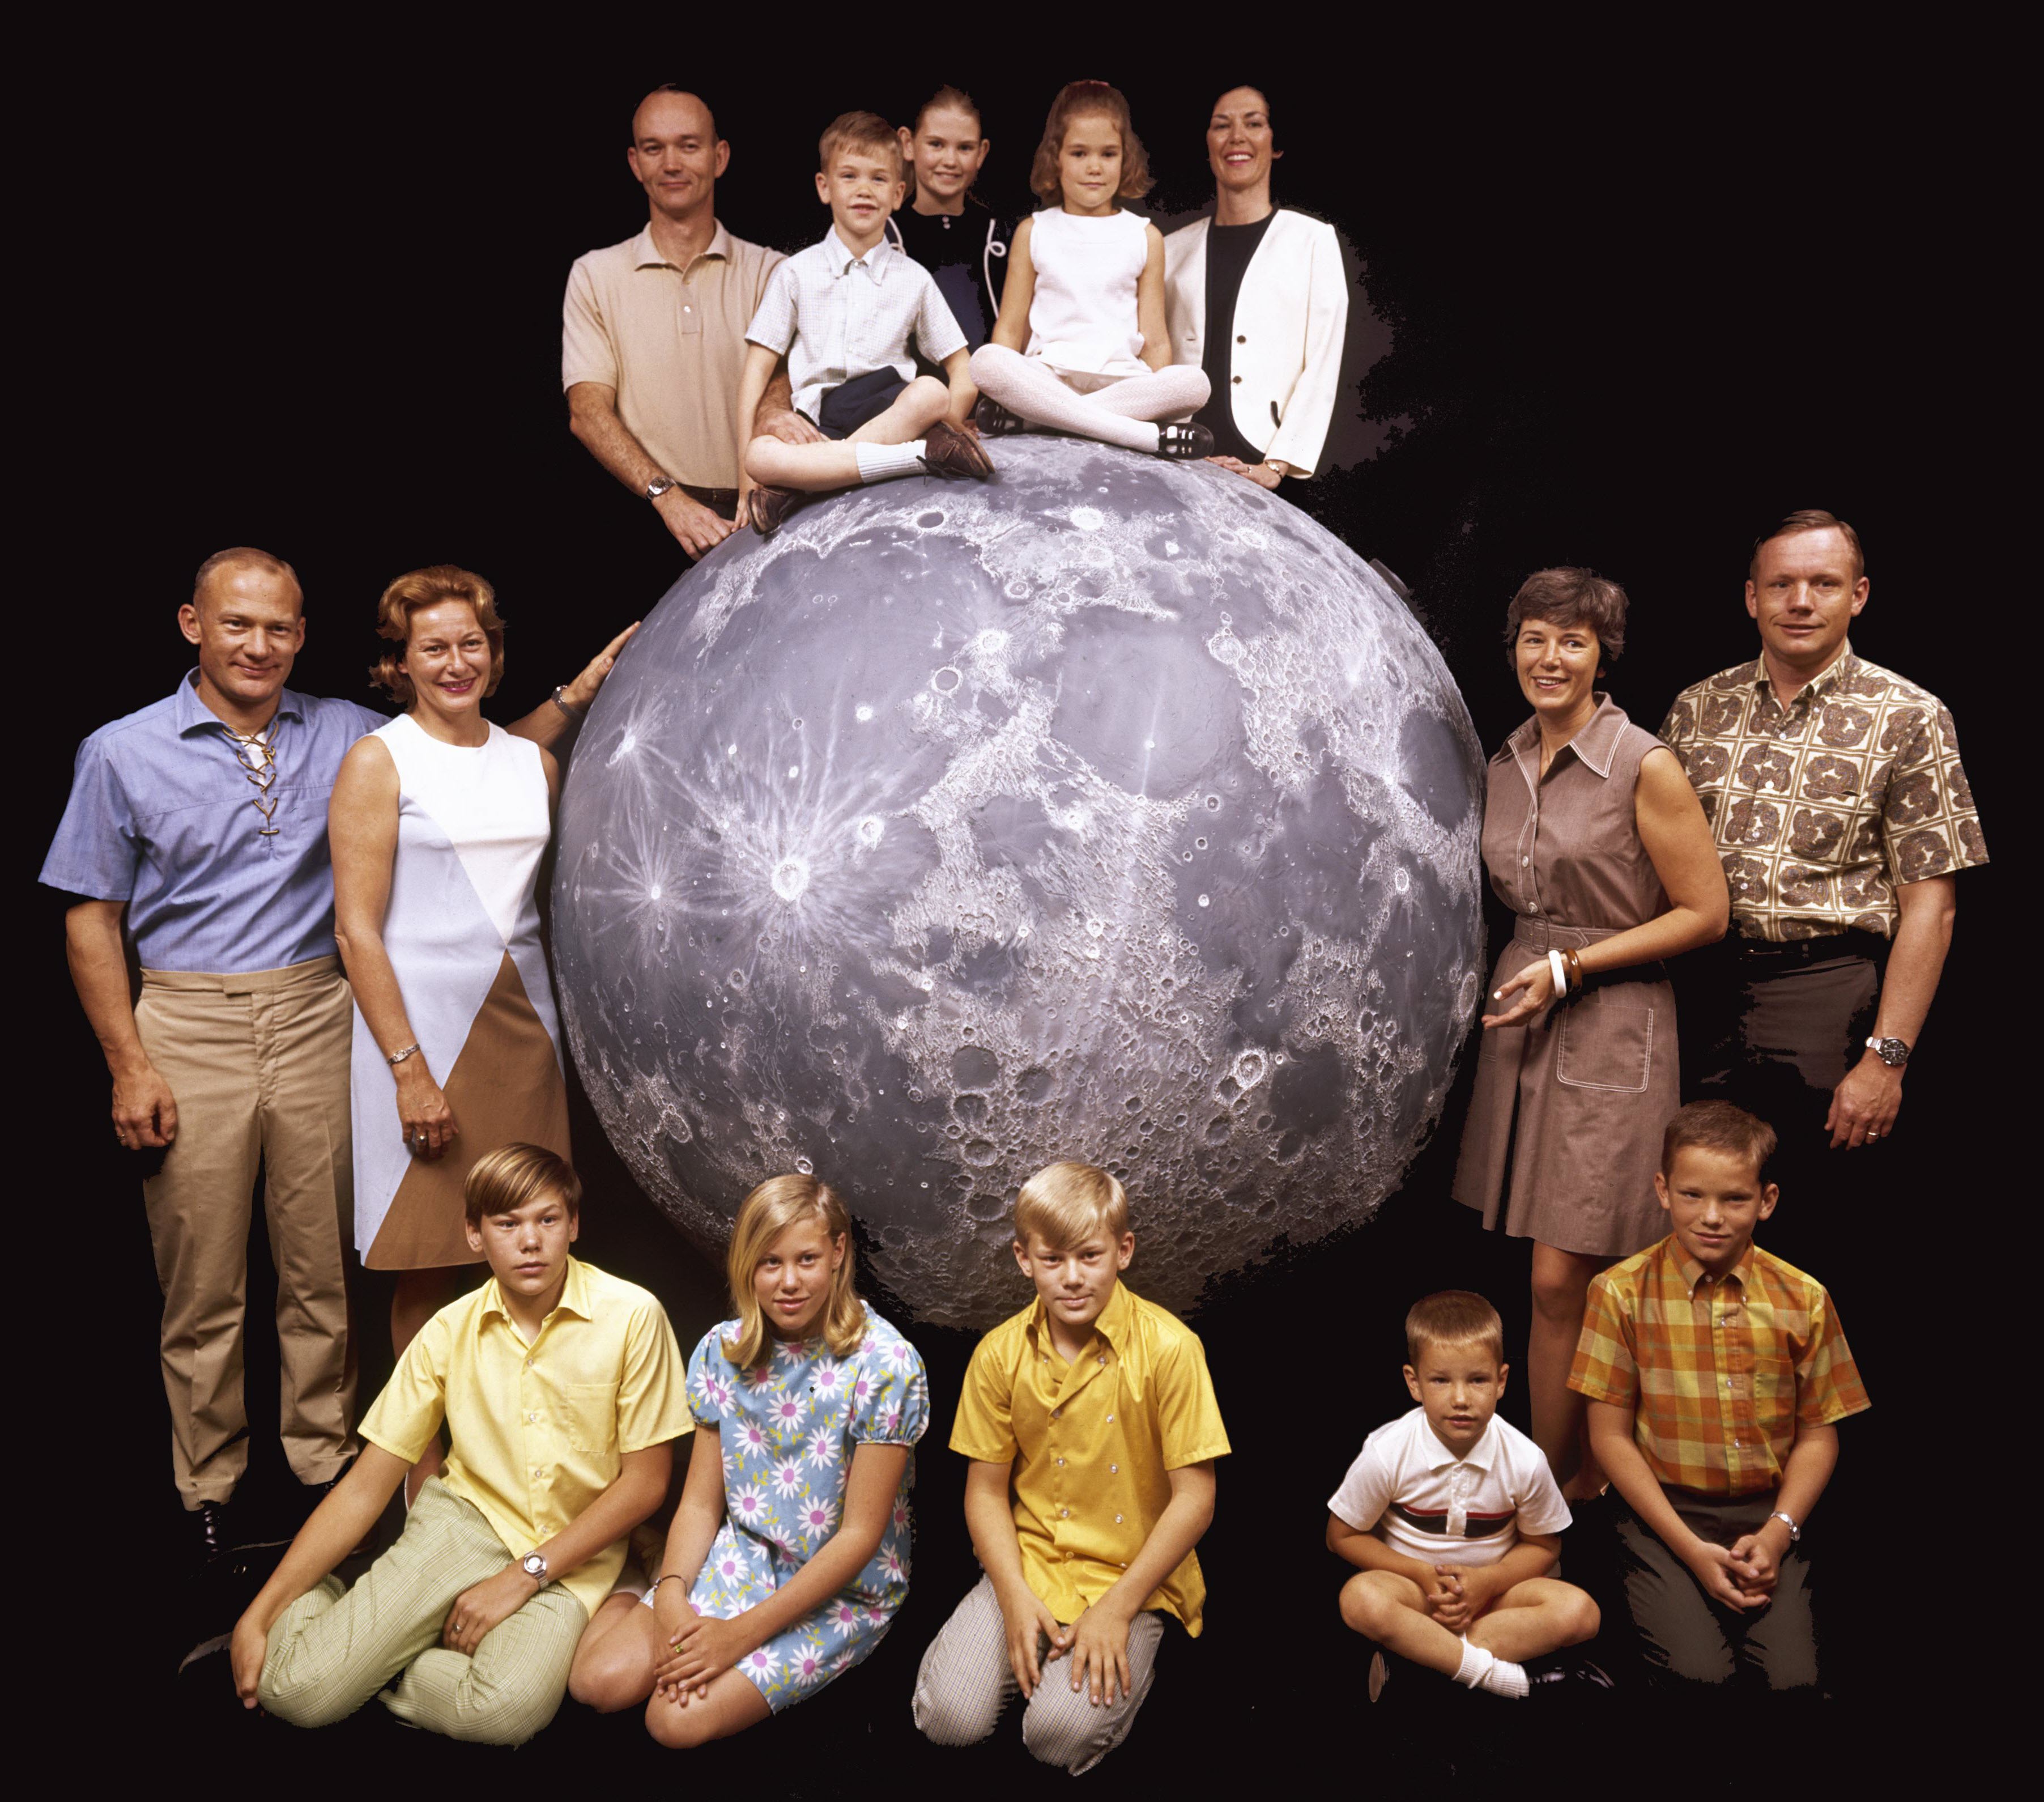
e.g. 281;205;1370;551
1479;960;1556;1030
561;623;641;711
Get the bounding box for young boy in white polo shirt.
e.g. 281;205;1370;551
735;109;993;536
1328;1290;1600;1701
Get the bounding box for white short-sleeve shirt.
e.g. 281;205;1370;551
1327;1408;1572;1569
744;228;967;422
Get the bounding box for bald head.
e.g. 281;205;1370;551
633;86;716;144
193;546;302;616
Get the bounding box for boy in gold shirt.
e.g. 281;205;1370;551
912;1162;1230;1774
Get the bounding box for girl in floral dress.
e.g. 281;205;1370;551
565;1174;929;1748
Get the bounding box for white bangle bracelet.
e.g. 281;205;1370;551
1548;948;1569;997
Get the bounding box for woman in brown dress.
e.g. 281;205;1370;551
1451;568;1728;1495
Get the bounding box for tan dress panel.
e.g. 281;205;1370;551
1451;698;1681;1259
365;951;571;1270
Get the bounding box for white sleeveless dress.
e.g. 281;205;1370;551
1024;208;1151;391
350;713;569;1268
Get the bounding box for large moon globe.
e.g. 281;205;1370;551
552;439;1485;1328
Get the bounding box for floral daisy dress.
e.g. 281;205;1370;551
684;1302;929;1709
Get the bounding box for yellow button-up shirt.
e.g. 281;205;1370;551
359;1257;692;1621
951;1282;1230;1635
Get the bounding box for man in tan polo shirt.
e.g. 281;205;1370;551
564;87;819;557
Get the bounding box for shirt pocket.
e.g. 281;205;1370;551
560;1382;618;1457
1555;986;1655;1094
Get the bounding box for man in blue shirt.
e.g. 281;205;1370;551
44;546;620;1565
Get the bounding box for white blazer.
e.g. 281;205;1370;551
1162;208;1349;477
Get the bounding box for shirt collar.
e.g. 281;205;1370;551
632;220;733;273
1422;1412;1500;1472
824;226;893;278
1667;1236;1755;1298
1753;640;1859;706
1504;691;1625;779
173;668;306;736
1028;1276;1134;1356
479;1256;593;1330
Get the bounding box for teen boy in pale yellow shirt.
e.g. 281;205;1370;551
913;1161;1230;1775
231;1145;691;1745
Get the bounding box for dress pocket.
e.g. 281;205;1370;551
1555;985;1655;1094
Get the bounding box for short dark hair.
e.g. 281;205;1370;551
1749;509;1865;583
1502;566;1628;664
1659;1100;1778;1185
1404;1290;1504;1364
1209;83;1276;147
463;1143;581;1230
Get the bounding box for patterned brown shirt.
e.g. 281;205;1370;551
1658;643;1986;941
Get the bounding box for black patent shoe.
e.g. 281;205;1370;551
1155;422;1215;459
1525;1655;1617;1697
192;1498;233;1569
972;395;1026;437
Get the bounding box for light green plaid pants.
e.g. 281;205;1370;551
259;1477;587;1745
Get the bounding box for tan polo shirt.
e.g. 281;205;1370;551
561;221;783;491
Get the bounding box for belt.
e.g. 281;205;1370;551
1512;917;1621;953
681;483;741;516
140;954;343;994
1731;928;1888;965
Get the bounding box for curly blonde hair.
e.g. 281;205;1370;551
1029;80;1152;204
369;564;505;706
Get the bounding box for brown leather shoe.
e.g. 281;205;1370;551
919;419;995;481
748;483;800;537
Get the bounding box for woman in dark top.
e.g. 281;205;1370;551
891;86;1011;357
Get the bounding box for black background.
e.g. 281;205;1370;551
32;33;2004;1788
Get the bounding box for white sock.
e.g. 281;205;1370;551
1454;1640;1528;1699
855;441;925;483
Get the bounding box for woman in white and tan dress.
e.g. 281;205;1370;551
329;566;631;1427
1450;568;1728;1497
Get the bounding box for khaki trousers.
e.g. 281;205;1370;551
912;1574;1166;1775
259;1477;586;1745
135;956;357;1505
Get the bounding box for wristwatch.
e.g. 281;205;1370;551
1768;1510;1802;1543
1864;1035;1911;1067
550;684;585;720
522;1551;549;1583
645;475;678;502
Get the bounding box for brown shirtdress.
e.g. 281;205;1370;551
1452;696;1680;1257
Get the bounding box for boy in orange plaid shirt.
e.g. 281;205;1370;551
1570;1100;1868;1689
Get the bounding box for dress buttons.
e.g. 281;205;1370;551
1521;856;1530;866
1061;1507;1070;1518
1528;903;1540;913
1236;334;1246;344
1231;375;1242;384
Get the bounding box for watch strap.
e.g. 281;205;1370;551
1768;1510;1800;1542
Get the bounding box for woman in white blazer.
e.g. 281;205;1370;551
1163;86;1349;488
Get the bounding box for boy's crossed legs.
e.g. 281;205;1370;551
913;1574;1165;1775
1339;1566;1598;1698
258;1477;585;1745
746;376;974;492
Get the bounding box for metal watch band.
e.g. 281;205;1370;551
551;684;585;720
645;475;678;501
385;1042;420;1067
1865;1035;1910;1066
1769;1510;1801;1542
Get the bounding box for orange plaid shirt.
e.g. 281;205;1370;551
1568;1235;1869;1497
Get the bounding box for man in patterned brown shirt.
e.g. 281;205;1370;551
1659;511;1985;1271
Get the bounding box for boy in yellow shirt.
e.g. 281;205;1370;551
229;1145;691;1745
912;1161;1230;1774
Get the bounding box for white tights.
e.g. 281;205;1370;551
969;345;1211;454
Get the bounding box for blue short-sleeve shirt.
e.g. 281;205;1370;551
40;670;386;973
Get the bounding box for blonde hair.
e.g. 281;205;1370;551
1013;1160;1129;1250
370;564;505;707
723;1174;866;1369
1029;81;1152;204
463;1142;580;1229
1403;1290;1505;1365
819;110;902;182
